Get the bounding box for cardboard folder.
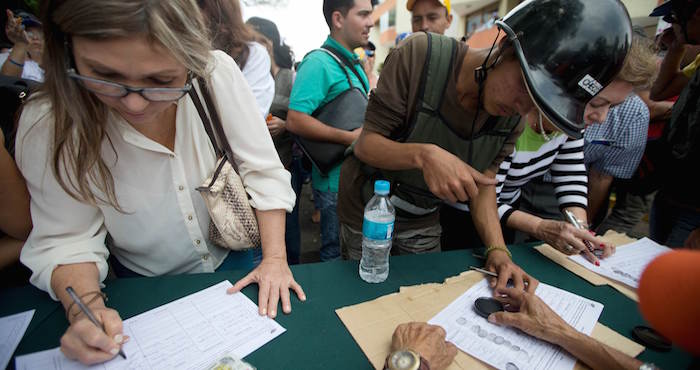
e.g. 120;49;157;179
534;230;639;301
336;271;644;370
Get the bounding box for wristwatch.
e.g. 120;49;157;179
386;349;429;370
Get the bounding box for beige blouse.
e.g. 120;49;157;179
16;50;295;299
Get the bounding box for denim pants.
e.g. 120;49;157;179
284;156;305;265
313;188;341;261
650;192;700;247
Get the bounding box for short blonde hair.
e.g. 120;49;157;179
617;35;658;91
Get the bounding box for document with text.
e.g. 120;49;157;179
569;237;671;288
15;281;284;370
429;280;603;370
0;309;34;370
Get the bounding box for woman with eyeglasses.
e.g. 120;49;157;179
16;0;303;365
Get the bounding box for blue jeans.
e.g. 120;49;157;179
285;156;305;265
650;192;700;247
313;188;341;261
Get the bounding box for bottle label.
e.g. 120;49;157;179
362;218;394;240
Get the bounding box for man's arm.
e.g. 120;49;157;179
0;129;31;240
472;170;539;292
354;130;496;202
0;45;28;78
638;91;674;121
286;109;359;146
587;168;613;225
489;288;643;370
650;28;689;101
470;170;505;247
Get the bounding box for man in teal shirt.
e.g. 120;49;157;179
287;0;373;261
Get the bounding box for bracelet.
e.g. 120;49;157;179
484;245;512;259
66;291;107;321
7;58;24;67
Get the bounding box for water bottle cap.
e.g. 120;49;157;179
374;180;390;195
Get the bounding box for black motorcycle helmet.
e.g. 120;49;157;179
496;0;632;138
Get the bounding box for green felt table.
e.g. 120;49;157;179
0;244;694;369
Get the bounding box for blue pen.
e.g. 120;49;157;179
590;139;616;146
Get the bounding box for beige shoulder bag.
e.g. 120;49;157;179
188;77;261;250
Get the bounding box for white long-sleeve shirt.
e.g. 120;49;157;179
241;42;274;118
16;50;294;299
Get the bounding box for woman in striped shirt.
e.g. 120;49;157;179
494;34;659;263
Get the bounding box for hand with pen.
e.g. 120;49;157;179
59;287;127;365
533;212;614;265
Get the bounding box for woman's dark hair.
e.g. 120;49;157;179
246;17;294;69
198;0;255;69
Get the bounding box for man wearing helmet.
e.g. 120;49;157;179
408;0;453;35
337;0;632;292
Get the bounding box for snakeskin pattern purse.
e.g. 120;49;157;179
189;77;260;250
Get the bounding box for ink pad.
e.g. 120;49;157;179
632;326;671;352
474;297;504;319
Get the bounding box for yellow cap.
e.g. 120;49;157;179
406;0;451;14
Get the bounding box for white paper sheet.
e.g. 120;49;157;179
429;280;603;370
568;237;671;288
15;281;284;370
0;309;34;369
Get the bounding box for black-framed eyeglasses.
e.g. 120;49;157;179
67;68;192;102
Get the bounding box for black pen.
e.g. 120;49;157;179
469;266;523;287
65;287;127;359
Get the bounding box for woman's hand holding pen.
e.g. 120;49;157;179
60;302;127;365
534;219;614;265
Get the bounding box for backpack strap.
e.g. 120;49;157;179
307;48;356;95
321;45;370;94
420;33;456;114
395;33;457;142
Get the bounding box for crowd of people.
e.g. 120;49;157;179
1;0;699;369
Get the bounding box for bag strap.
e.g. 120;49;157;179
395;32;456;142
320;46;369;94
420;33;455;113
188;76;241;189
311;48;356;95
188;80;222;158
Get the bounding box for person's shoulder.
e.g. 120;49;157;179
401;32;429;51
16;95;54;151
209;49;244;79
246;42;271;64
209;49;235;70
294;49;338;80
623;94;650;122
299;48;334;67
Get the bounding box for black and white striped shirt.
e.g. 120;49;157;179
496;127;588;223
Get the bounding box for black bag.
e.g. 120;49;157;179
294;47;368;175
0;75;39;153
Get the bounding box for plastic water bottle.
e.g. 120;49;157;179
359;180;395;283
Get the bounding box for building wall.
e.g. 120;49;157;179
370;0;663;73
